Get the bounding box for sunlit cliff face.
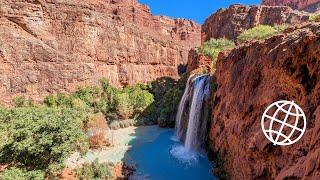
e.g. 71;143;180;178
262;0;320;11
0;0;201;104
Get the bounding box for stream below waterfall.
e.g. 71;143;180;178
124;74;215;179
66;74;215;179
124;127;215;180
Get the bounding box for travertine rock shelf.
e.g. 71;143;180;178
210;23;320;179
0;0;200;103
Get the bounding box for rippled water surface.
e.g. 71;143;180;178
124;128;215;180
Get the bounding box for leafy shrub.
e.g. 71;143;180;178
56;93;74;107
75;160;112;180
73;87;101;108
43;95;57;107
44;93;74;108
13;96;34;107
124;86;154;115
110;85;154;120
100;78;118;108
0;107;89;175
309;13;320;22
114;92;133;120
198;38;235;61
0;167;45;180
237;24;287;43
0;108;8;150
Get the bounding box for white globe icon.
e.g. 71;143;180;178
261;100;306;146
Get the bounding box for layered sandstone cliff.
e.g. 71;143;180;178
0;0;200;103
202;4;309;41
210;23;320;179
262;0;320;12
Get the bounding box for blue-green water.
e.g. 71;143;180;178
124;128;215;180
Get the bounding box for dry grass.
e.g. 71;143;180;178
89;133;111;149
87;113;111;149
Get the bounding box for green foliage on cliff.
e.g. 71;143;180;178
198;38;235;61
237;24;287;43
0;107;89;177
309;13;320;22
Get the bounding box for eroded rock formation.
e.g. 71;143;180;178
262;0;320;12
0;0;200;103
202;4;309;41
186;49;212;73
210;23;320;179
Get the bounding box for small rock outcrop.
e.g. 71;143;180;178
262;0;320;12
186;49;212;73
0;0;200;103
202;4;309;41
209;23;320;179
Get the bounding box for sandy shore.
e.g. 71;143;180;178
65;125;167;168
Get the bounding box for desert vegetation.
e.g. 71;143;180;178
75;160;112;180
309;13;320;22
237;24;287;43
0;107;89;178
198;38;235;60
0;77;187;178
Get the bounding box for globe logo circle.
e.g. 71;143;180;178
261;100;306;146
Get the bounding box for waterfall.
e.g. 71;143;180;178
174;74;211;152
175;75;194;141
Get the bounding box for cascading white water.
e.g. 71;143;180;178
175;75;194;140
174;74;211;152
185;76;208;151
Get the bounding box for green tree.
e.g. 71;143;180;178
0;107;89;175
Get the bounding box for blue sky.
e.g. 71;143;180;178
138;0;262;24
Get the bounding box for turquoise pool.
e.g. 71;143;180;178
124;127;215;180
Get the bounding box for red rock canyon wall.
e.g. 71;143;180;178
210;23;320;179
262;0;320;11
202;4;309;41
0;0;201;104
